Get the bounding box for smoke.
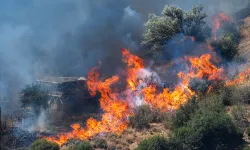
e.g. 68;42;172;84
0;0;144;112
20;109;48;132
0;0;249;117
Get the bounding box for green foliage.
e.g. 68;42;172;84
135;136;168;150
30;139;59;150
69;141;93;150
172;98;198;130
129;105;153;129
184;110;242;149
142;5;210;58
183;5;211;42
169;93;243;149
21;84;49;114
211;33;239;61
142;13;180;58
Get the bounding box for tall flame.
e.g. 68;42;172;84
44;49;250;146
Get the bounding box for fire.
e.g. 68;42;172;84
212;13;231;40
121;49;144;90
44;49;250;146
226;68;250;86
45;66;131;146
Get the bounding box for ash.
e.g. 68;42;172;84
1;127;39;150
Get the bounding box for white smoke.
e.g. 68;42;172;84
20;109;48;132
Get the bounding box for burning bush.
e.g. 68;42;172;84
30;139;59;150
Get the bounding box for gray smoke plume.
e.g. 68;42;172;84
0;0;250;113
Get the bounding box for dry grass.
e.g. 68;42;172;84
101;123;170;150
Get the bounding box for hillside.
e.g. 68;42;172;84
239;15;250;67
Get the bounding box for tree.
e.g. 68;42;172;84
30;139;59;150
20;84;49;115
142;13;180;58
142;5;211;58
211;33;239;61
183;5;211;42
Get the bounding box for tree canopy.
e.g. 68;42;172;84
142;5;211;58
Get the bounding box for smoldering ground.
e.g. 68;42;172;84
0;0;249;113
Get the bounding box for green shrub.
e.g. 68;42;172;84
129;105;154;129
172;98;198;129
30;139;59;150
135;136;168;150
69;141;93;150
185;110;243;149
93;138;107;149
211;33;238;61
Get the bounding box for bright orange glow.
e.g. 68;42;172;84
44;49;250;146
226;68;250;86
212;13;231;40
121;49;144;90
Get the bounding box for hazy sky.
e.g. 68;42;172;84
0;0;249;109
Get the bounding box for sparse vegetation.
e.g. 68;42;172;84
30;139;59;150
68;141;93;150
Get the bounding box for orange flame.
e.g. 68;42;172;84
212;13;232;40
44;49;250;146
226;68;250;86
121;49;144;90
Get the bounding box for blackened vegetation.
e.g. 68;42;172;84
1;128;40;150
